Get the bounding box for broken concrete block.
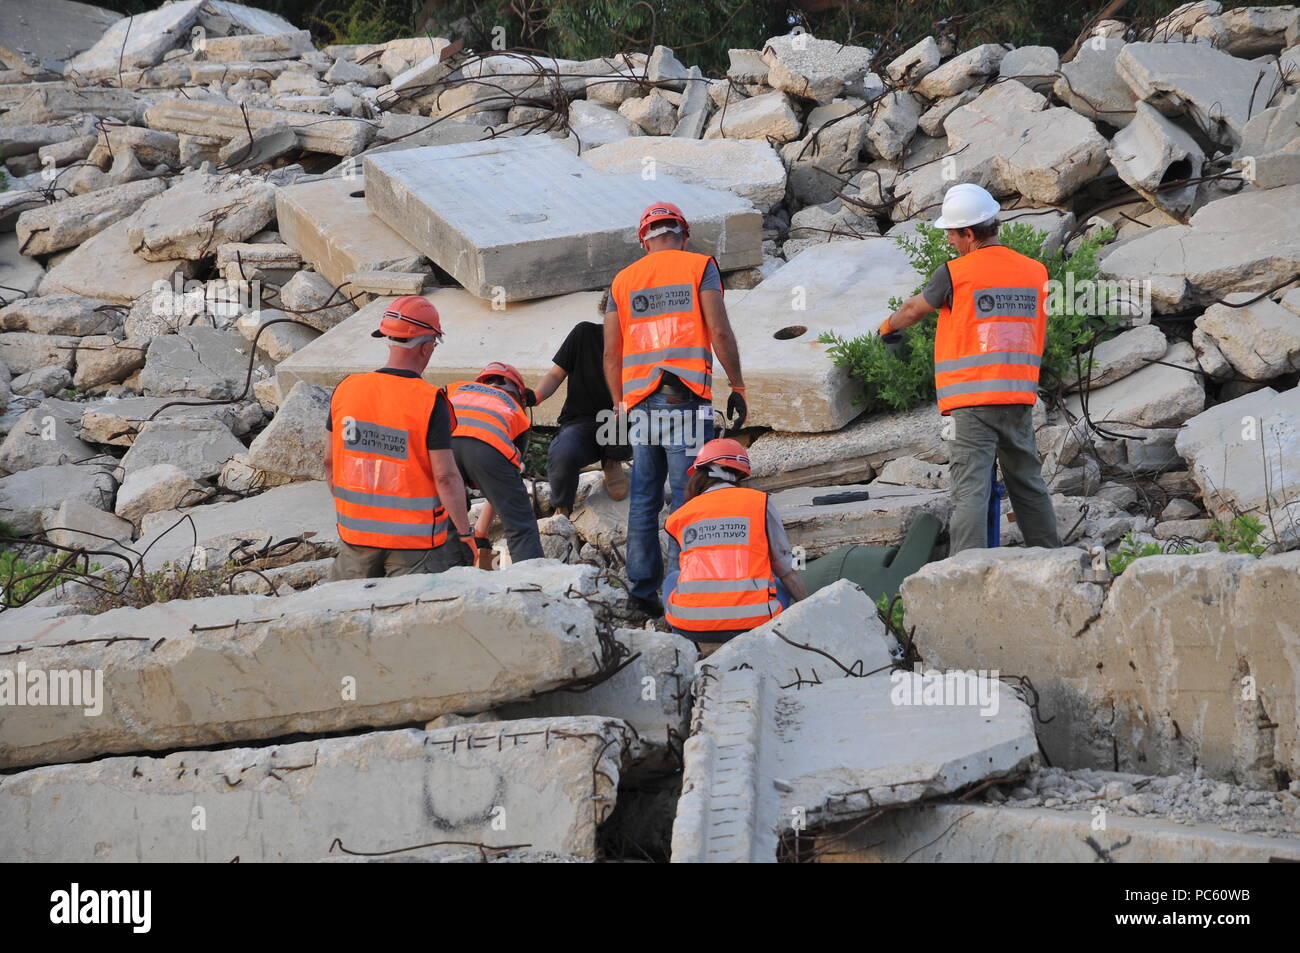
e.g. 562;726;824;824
1065;340;1204;428
727;48;769;84
0;233;46;305
915;43;1006;99
276;175;428;289
999;45;1059;92
877;455;950;488
748;403;947;492
363;137;761;301
201;29;314;62
216;241;301;284
217;121;298;170
704;91;801;142
1108;101;1205;217
1063;323;1168;391
114;463;210;525
43;498;133;550
72;334;147;390
1054;37;1137;127
1175;387;1300;544
80;395;262;448
894;81;1110;219
140;325;265;400
672;66;711;139
1191;4;1300;56
773;481;952;556
9;366;71;399
0;715;632;860
866;90;921;160
905;549;1300;785
85;124;179;170
0;294;117;337
1116;41;1281;148
143;98;373;157
581;136;786;212
618;91;678;135
0;463;116;534
121;416;245;482
0;331;77;375
0;562;622;765
126;171;275;262
886;36;941;84
0;0;121;70
243;379;327;481
238;308;321;362
1196;293;1300;380
277;267;360;330
568;99;643;150
671;665;1036;862
38;216;197;304
1099;184;1300;309
0;400;95;473
6;85;140;126
343;271;425;297
14;178;167;256
761;34;873;103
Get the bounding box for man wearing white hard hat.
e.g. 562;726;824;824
879;183;1060;554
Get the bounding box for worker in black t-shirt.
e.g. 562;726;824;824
531;295;632;517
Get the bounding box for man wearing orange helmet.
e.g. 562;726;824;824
447;361;544;565
605;201;749;616
663;438;806;652
324;296;477;579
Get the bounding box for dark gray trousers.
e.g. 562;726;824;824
452;436;544;562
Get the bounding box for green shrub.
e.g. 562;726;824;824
875;591;905;632
314;0;411;46
1;550;101;606
1107;533;1198;576
821;222;1122;415
1210;514;1269;557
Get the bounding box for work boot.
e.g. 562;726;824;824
626;595;663;618
603;459;629;501
474;538;495;570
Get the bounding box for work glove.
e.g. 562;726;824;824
523;387;538;407
459;532;479;566
726;386;748;431
878;316;895;337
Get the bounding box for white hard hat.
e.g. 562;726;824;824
933;183;1001;230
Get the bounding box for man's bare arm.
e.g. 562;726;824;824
533;365;567;404
603;312;624;410
700;288;744;389
430;448;471;537
883;293;935;334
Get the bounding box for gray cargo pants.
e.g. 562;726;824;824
948;404;1062;554
452;436;544;563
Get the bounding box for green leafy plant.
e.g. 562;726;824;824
1107;532;1198;576
875;591;905;632
0;550;101;605
821;222;1122;415
84;562;232;614
314;0;411;46
1210;514;1268;557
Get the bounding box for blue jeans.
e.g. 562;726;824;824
662;570;794;642
625;393;714;602
548;418;631;511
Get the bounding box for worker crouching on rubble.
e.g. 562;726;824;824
448;361;545;567
663;439;807;655
880;183;1061;554
325;296;477;579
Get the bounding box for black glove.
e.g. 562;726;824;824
726;388;748;431
524;387;538;407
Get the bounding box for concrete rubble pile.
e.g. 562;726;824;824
1;0;1299;863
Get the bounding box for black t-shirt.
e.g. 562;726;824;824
326;368;451;450
553;321;613;426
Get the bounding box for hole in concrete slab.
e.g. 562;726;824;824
774;325;807;340
349;190;365;199
1160;158;1193;187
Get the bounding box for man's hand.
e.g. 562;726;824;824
523;387;538;407
459;532;479;565
726;386;748;430
878;315;894;336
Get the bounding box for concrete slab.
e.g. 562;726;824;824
143;98;374;157
275;175;428;289
0;716;634;861
773;482;952;556
819;802;1300;862
0;0;121;70
37;216;197;305
671;666;1037;862
362;137;762;301
0;563;621;768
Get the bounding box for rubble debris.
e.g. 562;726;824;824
581;137;787;212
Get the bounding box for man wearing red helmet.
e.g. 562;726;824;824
604;201;749;616
447;361;544;565
663;438;806;653
324;296;477;579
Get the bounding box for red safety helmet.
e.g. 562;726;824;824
688;438;751;477
638;201;690;243
371;295;443;341
476;361;526;394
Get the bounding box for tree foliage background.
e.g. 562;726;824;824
91;1;1290;75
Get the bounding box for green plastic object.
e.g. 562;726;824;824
799;512;943;604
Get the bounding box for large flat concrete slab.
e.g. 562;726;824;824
0;563;616;768
275;175;428;289
772;481;952;556
0;716;634;861
0;0;121;69
671;666;1036;862
362;137;762;301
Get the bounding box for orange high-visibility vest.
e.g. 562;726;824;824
665;485;782;634
934;245;1049;415
448;381;530;469
611;249;716;410
330;372;453;550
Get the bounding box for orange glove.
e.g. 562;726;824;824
878;316;894;336
459;533;479;565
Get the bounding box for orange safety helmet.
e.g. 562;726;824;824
688;438;751;477
638;201;690;243
476;361;526;394
371;295;443;341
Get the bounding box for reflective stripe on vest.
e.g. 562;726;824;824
330;372;450;550
612;249;716;410
933;245;1049;415
664;485;781;634
448;381;529;469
